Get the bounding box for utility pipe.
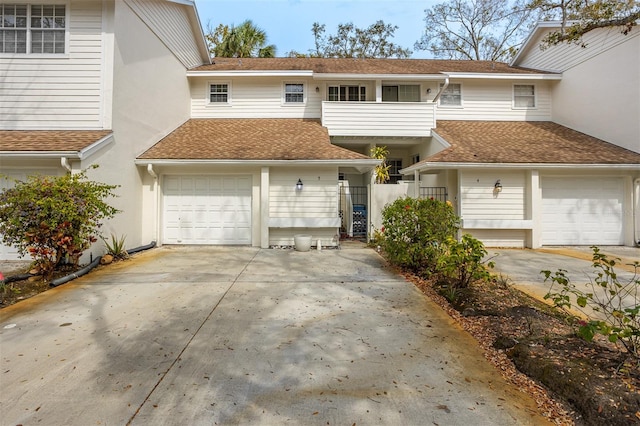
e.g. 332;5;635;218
432;77;449;104
635;178;640;246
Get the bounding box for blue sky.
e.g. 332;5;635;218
194;0;438;58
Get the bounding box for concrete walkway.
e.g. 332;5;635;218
0;245;549;425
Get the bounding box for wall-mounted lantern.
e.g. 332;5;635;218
296;179;303;191
494;179;503;193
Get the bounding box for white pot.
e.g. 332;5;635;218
294;234;312;252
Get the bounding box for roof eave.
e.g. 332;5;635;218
313;73;446;81
443;72;561;80
0;151;81;159
187;70;314;77
402;162;640;173
135;158;380;167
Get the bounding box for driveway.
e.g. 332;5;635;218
0;244;548;425
489;246;640;302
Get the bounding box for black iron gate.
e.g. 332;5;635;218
339;185;368;237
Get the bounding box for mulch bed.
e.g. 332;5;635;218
405;271;640;425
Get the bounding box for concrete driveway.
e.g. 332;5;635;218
489;246;640;301
0;244;548;425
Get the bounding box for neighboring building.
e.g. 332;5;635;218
1;9;639;261
0;0;210;259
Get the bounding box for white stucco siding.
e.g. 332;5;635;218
81;0;194;255
0;1;104;129
124;0;205;69
551;34;640;153
190;77;322;119
435;80;552;121
269;168;339;218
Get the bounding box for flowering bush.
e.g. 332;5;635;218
0;168;119;279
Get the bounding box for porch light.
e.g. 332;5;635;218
296;179;303;191
494;180;503;192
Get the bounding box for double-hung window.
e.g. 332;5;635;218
513;84;536;108
439;83;462;107
209;82;230;104
284;83;305;104
0;4;66;54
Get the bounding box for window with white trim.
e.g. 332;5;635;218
284;83;305;103
209;82;230;104
387;159;403;184
328;85;366;101
0;4;66;54
439;83;462;106
513;84;535;108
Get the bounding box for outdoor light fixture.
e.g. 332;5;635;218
426;88;432;94
315;86;320;93
296;179;303;191
494;180;503;192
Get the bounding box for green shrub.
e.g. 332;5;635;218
0;168;119;278
437;234;494;289
380;197;459;273
543;246;640;359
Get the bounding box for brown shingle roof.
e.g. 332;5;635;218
0;130;113;152
425;121;640;164
191;58;548;75
138;119;371;161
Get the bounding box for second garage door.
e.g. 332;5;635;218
541;177;624;245
163;175;251;245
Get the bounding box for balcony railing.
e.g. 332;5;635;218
321;101;436;137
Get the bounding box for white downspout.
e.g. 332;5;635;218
432;77;449;104
147;164;157;180
61;157;72;173
634;178;640;246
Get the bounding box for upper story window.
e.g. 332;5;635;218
439;83;462;107
209;82;230;104
0;4;66;54
284;83;305;104
328;85;366;101
513;84;536;108
382;85;420;102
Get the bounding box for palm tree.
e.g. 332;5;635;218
213;20;276;58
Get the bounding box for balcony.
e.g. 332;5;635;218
321;101;436;137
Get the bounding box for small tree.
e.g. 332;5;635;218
370;146;391;184
310;21;412;58
0;168;119;278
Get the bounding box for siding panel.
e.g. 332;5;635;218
0;1;104;129
460;171;527;221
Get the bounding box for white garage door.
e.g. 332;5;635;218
163;175;252;245
542;177;624;245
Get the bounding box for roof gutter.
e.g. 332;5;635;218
432;77;449;104
401;162;640;174
135;158;381;168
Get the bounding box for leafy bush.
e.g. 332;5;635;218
543;246;640;359
380;197;459;273
437;234;494;289
0;168;119;278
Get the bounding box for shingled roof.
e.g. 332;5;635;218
418;121;640;166
138;119;372;161
191;58;549;75
0;130;113;153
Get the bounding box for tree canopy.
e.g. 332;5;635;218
297;20;411;58
206;20;276;58
529;0;640;47
414;0;536;61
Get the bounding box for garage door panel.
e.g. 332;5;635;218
162;175;252;245
542;177;624;245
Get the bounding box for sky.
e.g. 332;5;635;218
194;0;438;58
